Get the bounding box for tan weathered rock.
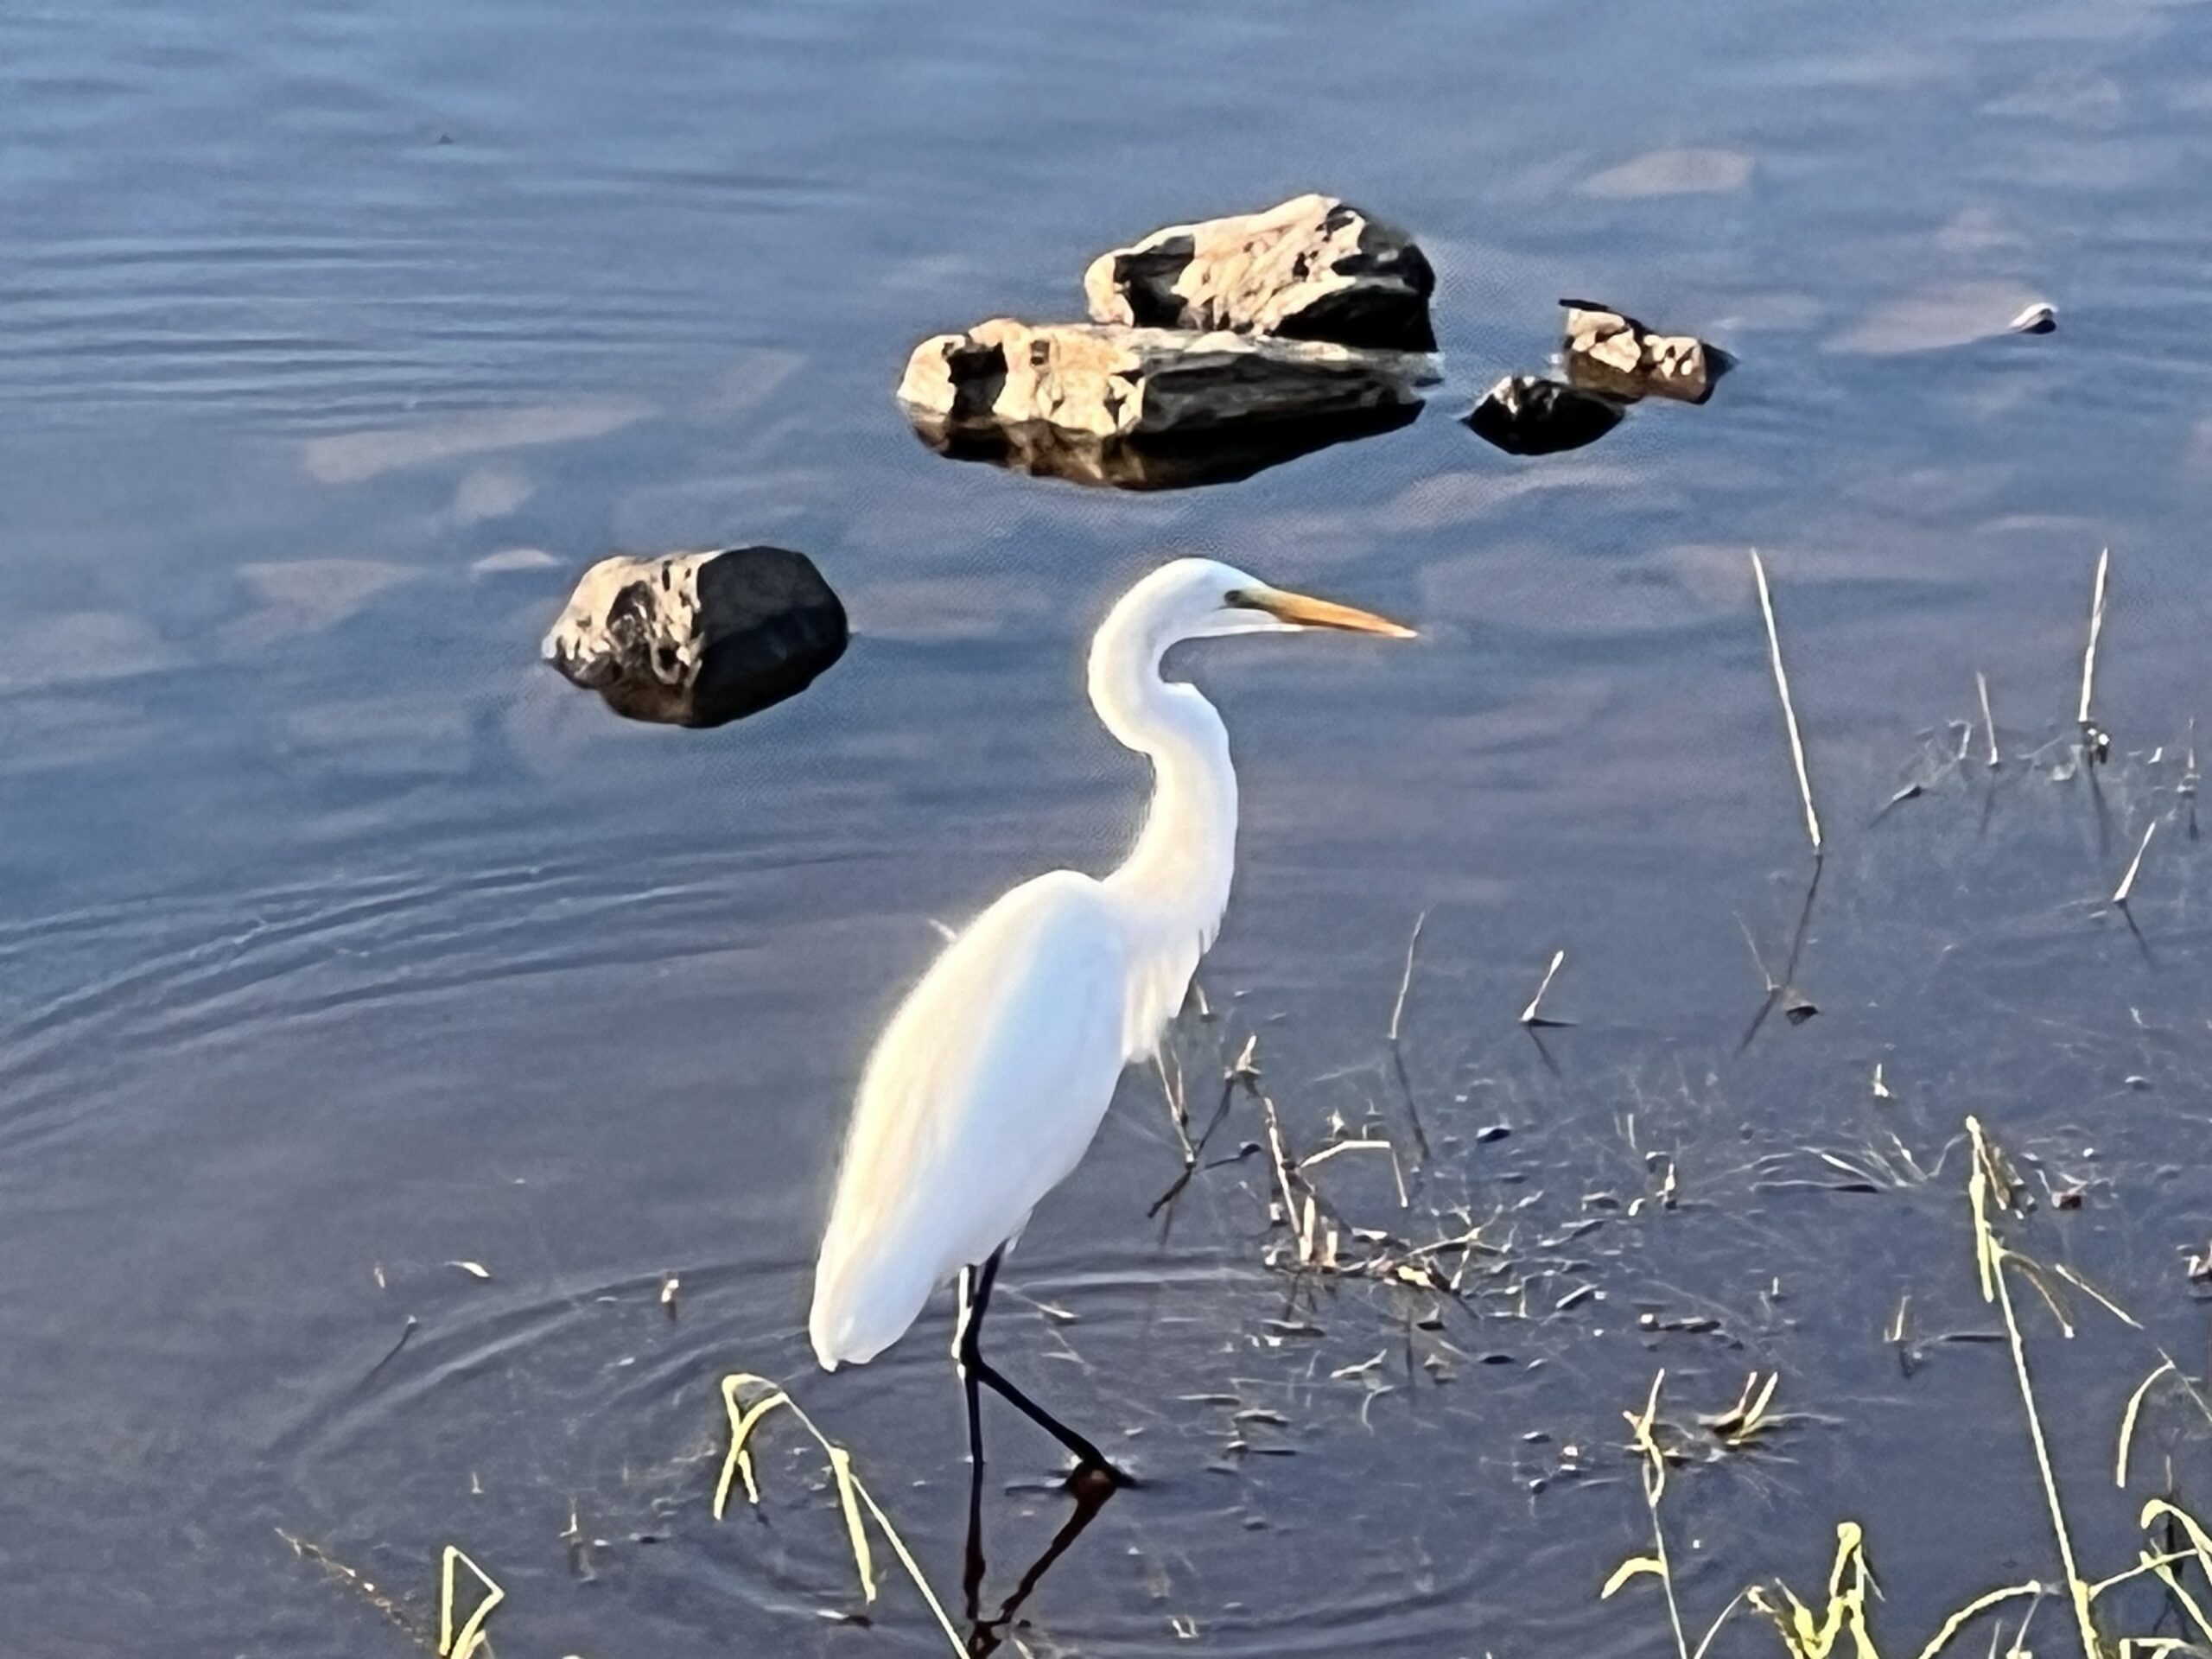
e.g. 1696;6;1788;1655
1560;302;1726;404
541;544;846;728
898;317;1428;443
1084;194;1436;351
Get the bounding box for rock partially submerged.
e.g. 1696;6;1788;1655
542;545;847;728
1560;302;1727;404
901;194;1437;486
1083;194;1436;352
899;317;1429;443
1463;375;1624;456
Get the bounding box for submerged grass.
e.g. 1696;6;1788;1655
713;1371;967;1657
1605;1115;2212;1659
436;1546;502;1659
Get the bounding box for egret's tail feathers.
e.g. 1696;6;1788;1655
809;1249;934;1371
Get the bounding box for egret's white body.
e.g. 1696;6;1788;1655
810;559;1411;1372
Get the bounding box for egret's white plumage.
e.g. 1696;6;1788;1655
810;558;1412;1372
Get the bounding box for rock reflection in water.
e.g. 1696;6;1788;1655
906;402;1422;490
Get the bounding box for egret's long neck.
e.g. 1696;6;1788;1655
1089;608;1237;1053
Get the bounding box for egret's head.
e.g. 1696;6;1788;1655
1121;556;1417;646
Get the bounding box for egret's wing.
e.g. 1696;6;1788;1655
810;872;1130;1367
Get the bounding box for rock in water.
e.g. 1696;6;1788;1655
542;545;847;728
1083;194;1436;352
1463;376;1625;455
899;318;1428;443
1560;302;1728;404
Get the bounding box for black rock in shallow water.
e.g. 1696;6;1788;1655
1462;375;1625;456
541;545;848;728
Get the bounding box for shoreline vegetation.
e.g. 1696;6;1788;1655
680;1109;2212;1659
1604;1114;2212;1659
281;547;2208;1656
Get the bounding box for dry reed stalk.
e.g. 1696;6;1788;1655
1155;1048;1195;1163
1258;1094;1305;1244
1611;1370;1693;1659
1520;949;1567;1027
1966;1117;2102;1659
1751;550;1823;855
2113;820;2157;907
2078;548;2110;730
1389;910;1427;1046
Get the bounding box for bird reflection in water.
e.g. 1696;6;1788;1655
960;1452;1119;1656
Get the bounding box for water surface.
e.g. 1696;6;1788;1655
4;2;2212;1653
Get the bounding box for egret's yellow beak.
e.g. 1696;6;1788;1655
1229;586;1417;639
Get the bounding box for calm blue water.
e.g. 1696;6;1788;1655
3;1;2210;1653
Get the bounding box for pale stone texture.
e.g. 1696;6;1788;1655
1560;302;1726;403
542;545;846;728
1082;194;1436;351
898;317;1428;442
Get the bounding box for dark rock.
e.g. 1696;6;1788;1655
1560;302;1728;404
1463;375;1625;456
541;545;847;729
1083;194;1437;352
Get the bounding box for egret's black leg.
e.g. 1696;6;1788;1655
957;1246;1129;1484
957;1264;986;1471
957;1263;990;1620
962;1430;989;1624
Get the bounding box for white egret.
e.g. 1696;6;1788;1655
809;557;1414;1478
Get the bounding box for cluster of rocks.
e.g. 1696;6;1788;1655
536;200;1746;732
541;545;847;728
899;194;1439;487
541;194;1444;728
1465;301;1730;456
